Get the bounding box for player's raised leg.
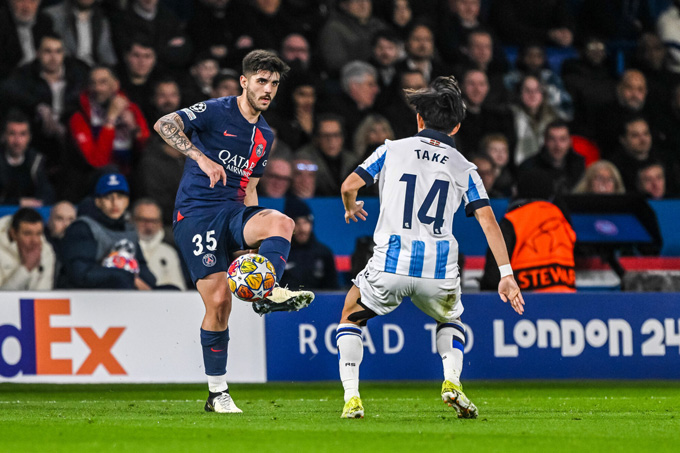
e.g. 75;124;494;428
437;319;477;418
337;285;372;419
196;272;242;414
244;209;315;314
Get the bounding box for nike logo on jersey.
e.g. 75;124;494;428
211;348;224;352
223;130;237;137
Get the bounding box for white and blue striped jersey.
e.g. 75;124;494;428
354;129;489;280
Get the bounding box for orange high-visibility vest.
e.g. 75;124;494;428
505;201;577;292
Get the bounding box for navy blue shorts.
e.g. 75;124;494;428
173;204;265;283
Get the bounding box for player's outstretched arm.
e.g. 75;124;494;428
474;206;525;315
154;113;226;188
341;172;368;224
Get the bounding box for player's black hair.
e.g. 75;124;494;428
11;208;43;232
2;108;30;132
242;50;290;79
405;76;467;133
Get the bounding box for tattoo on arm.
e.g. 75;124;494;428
156;113;204;160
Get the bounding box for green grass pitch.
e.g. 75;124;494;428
1;381;679;452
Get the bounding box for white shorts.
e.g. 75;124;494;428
352;258;463;323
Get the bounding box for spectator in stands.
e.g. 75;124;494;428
480;133;515;197
456;68;515;158
490;0;574;47
578;0;653;42
594;69;650;158
297;114;358;197
518;120;585;195
0;110;55;206
437;0;483;64
377;68;426;140
656;83;680;191
44;0;117;67
242;0;301;54
396;22;450;85
610;116;660;191
211;70;241;98
637;161;667;200
386;0;413;39
470;153;503;198
457;28;509;80
183;53;220;105
59;172;155;289
281;33;313;74
658;0;680;75
0;0;55;80
133;198;185;290
353;114;394;161
0;34;89;161
289;158;318;199
118;37;158;119
317;0;387;75
186;0;247;69
269;72;317;151
504;44;574;121
280;196;339;290
630;32;677;109
510;75;561;165
260;158;292;198
145;78;182;128
480;169;576;292
0;207;55;290
46;200;76;251
69;66;150;176
134;137;184;229
572;160;626;195
370;29;403;109
112;0;192;70
319;61;380;145
561;36;618;138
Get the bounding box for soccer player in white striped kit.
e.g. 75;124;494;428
337;76;525;419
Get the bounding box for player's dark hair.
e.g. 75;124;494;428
242;50;290;78
11;208;43;232
2;108;30;132
405;76;467;133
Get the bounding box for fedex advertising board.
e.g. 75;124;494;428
0;292;266;383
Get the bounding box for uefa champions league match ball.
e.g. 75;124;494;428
228;254;276;302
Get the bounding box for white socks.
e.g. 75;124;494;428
208;374;228;393
436;322;465;383
336;323;363;402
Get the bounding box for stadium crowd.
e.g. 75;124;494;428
1;0;679;290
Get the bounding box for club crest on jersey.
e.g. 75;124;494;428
189;102;207;113
202;253;217;267
255;143;264;157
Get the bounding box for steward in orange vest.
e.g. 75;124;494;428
481;200;576;292
481;170;576;292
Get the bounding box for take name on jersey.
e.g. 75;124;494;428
354;129;489;280
174;96;273;217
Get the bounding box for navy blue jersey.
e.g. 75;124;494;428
174;96;273;218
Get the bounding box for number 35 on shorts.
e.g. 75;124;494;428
193;230;218;255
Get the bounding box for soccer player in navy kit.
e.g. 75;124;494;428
154;50;314;414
